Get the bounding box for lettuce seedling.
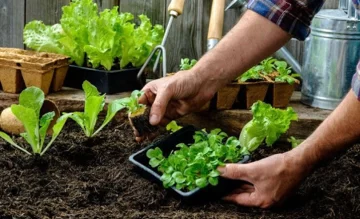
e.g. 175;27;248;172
147;128;248;191
0;87;70;156
166;121;182;133
238;65;265;82
65;80;126;137
239;101;298;152
118;90;159;136
260;57;277;74
287;136;303;148
179;58;197;70
274;61;301;84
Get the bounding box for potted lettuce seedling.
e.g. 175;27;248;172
216;57;276;110
264;60;301;108
116;90;159;137
0;87;70;156
23;0;164;94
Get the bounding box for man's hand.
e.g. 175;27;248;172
139;70;216;126
218;150;311;208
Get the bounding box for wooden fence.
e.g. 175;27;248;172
0;0;339;72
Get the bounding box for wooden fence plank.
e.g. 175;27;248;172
119;0;165;26
0;0;25;48
25;0;69;25
94;0;119;11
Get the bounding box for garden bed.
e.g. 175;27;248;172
0;119;359;218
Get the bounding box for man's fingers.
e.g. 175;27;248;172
223;192;258;207
218;163;252;182
150;88;173;126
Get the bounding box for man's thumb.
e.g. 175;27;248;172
217;163;251;181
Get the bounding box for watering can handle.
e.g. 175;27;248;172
168;0;185;16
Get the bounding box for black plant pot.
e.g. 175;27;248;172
129;125;251;202
64;65;144;94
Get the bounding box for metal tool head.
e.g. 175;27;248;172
225;0;247;11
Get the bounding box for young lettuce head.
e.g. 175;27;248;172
0;87;70;156
65;80;127;138
239;101;298;152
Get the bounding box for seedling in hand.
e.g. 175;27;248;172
118;90;159;137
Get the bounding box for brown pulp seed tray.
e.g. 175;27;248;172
0;48;70;95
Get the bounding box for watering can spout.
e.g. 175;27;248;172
275;47;302;74
225;0;247;11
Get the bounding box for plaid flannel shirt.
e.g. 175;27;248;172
247;0;360;100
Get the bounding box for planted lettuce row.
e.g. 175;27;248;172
0;81;148;156
147;101;298;191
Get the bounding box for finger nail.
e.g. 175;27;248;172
150;114;159;125
217;166;226;175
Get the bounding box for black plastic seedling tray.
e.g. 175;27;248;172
64;65;144;94
129;125;251;202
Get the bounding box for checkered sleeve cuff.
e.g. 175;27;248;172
247;0;325;40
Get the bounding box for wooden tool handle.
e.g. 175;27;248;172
168;0;185;16
207;0;226;40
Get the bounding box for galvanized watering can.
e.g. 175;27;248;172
226;0;360;110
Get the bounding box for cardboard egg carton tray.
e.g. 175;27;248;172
0;48;70;95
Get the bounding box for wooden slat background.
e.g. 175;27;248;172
0;0;339;72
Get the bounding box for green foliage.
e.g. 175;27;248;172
0;87;70;156
179;58;197;71
23;0;164;70
274;61;301;84
23;21;66;55
147;129;249;191
166;121;183;133
260;57;277;74
239;101;298;152
238;65;264;82
237;57;301;83
66;81;126;137
287;136;303;148
113;90;145;114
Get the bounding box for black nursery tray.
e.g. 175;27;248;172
129;125;251;202
64;65;144;94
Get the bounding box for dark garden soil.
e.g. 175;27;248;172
0;120;359;219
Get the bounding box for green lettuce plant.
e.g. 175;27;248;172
274;61;301;84
65;81;127;137
179;58;197;71
0;87;70;156
287;136;303;148
239;101;298;152
147;129;248;191
23;0;164;70
166;121;183;133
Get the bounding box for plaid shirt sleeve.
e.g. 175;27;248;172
247;0;325;40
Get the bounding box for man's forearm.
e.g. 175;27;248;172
288;91;360;171
191;10;291;92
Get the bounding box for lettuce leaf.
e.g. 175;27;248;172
239;101;298;152
23;21;66;55
68;80;126;137
120;15;164;68
0;87;67;155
